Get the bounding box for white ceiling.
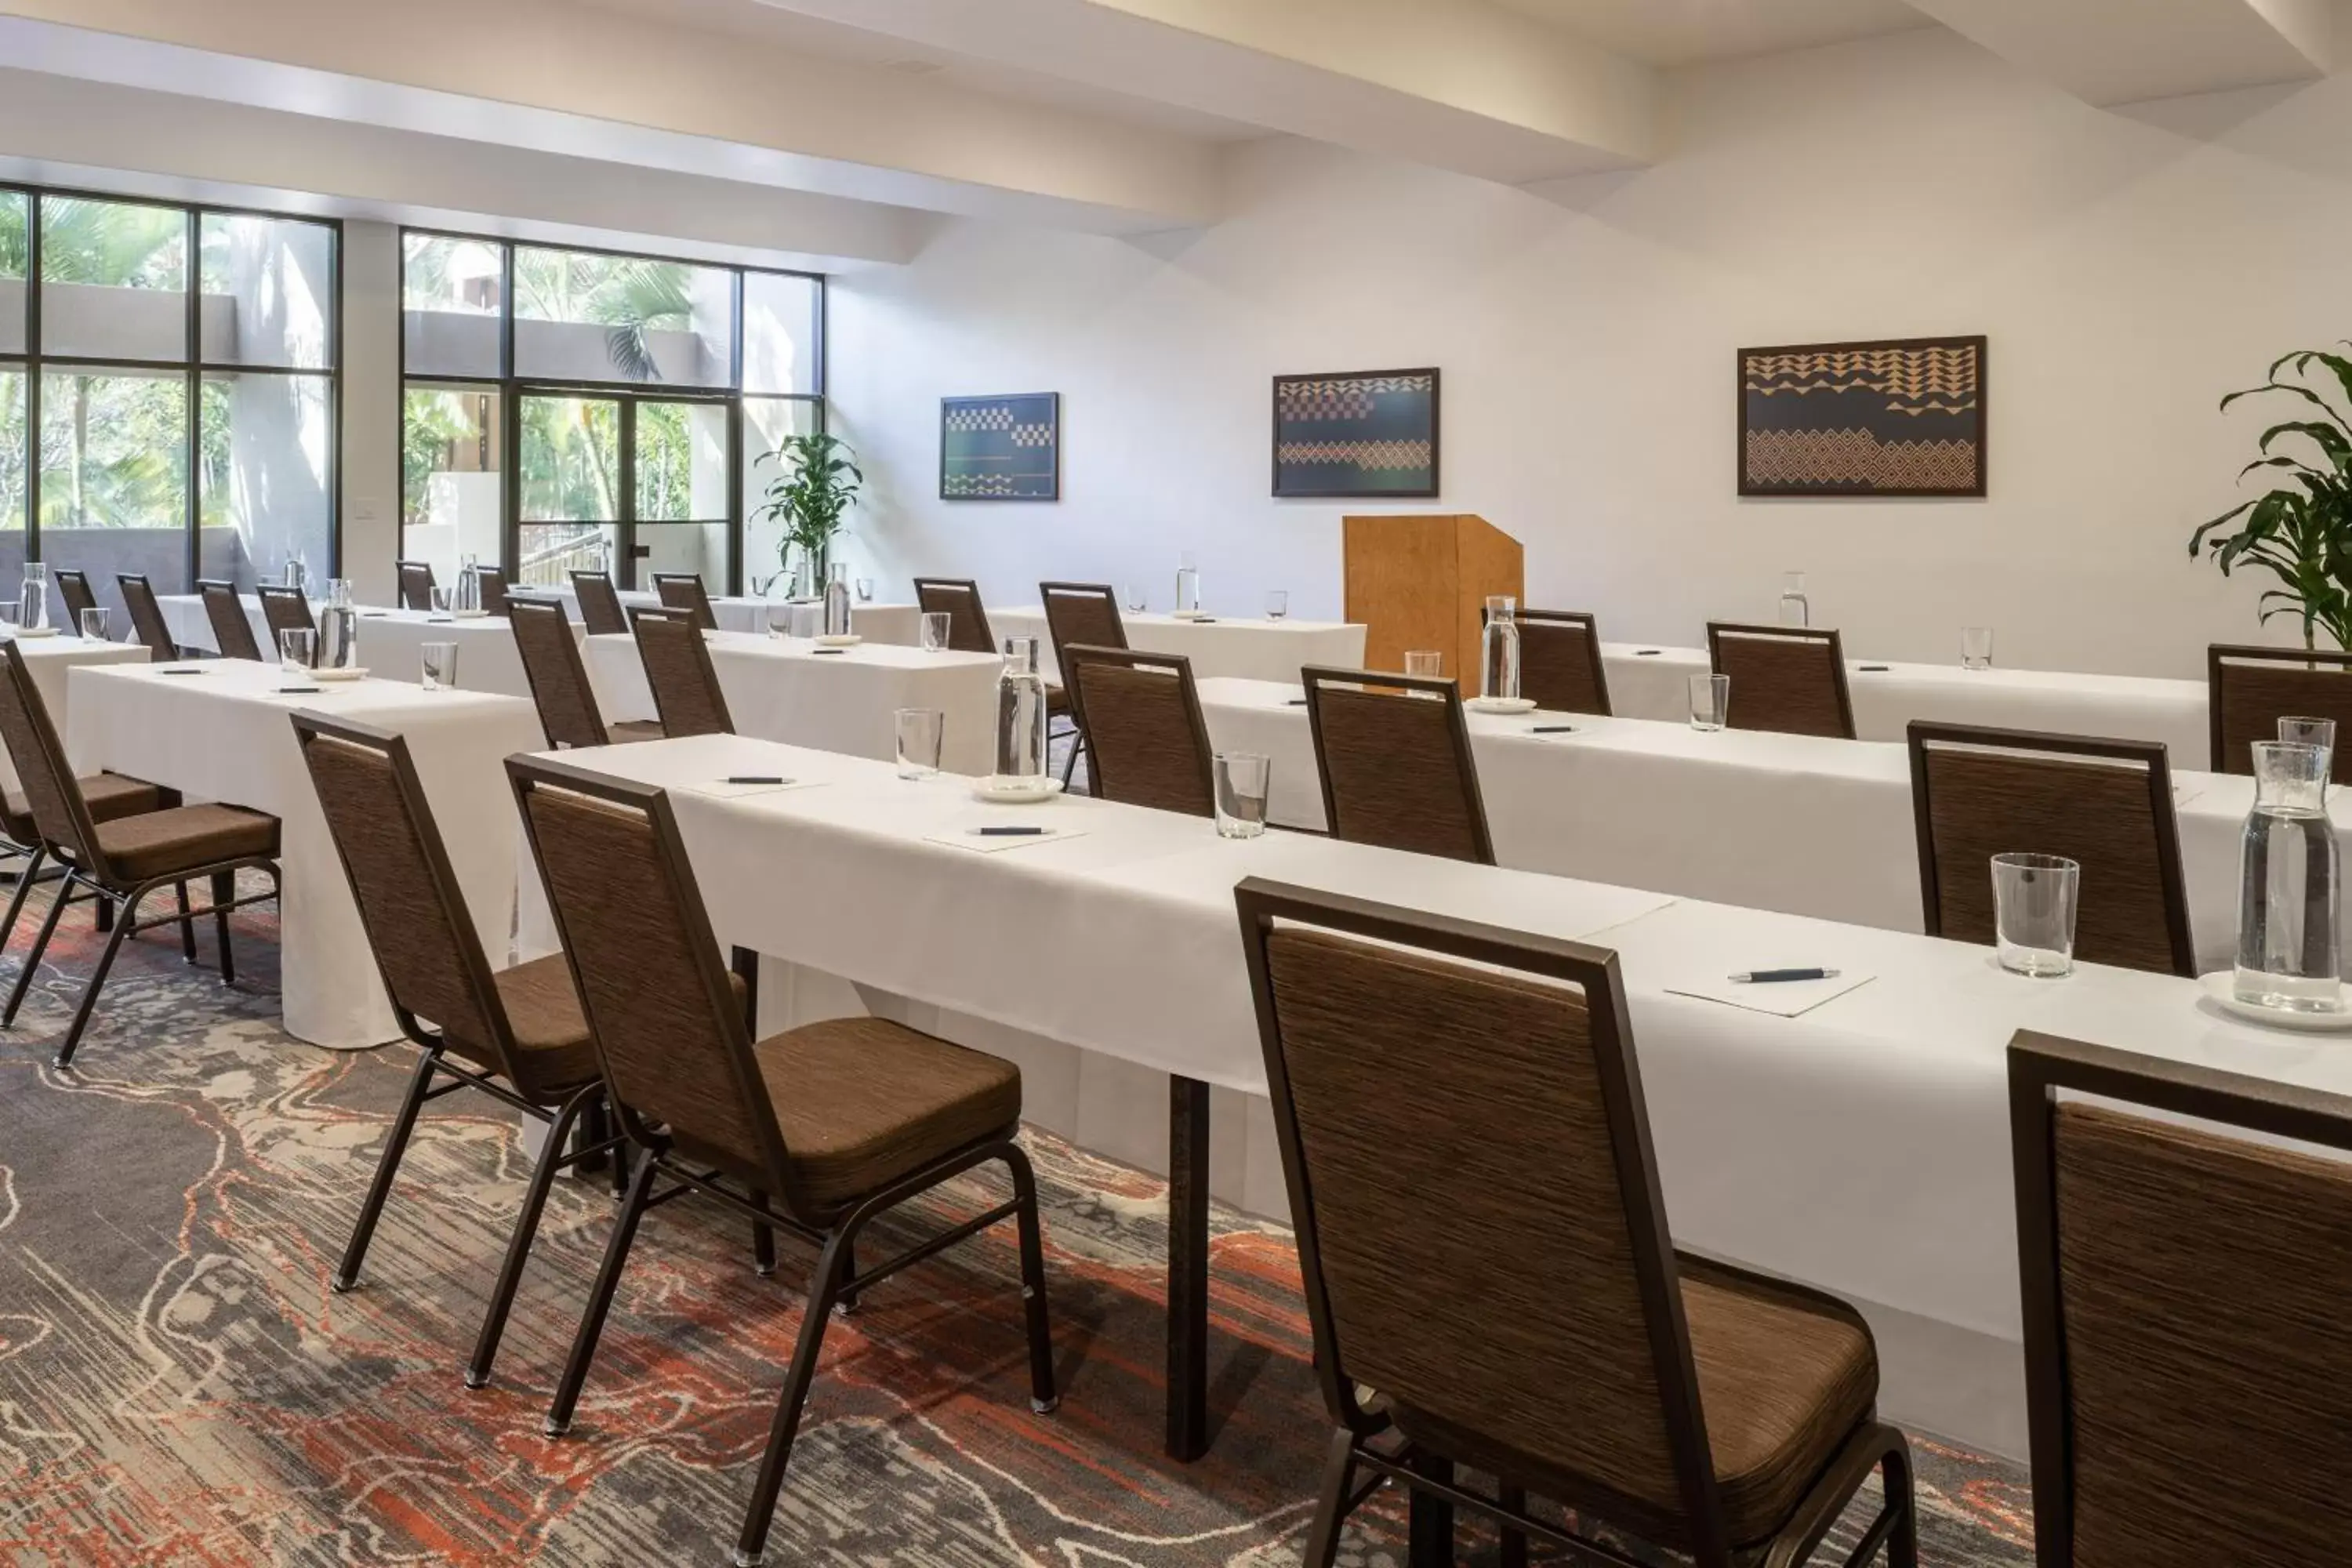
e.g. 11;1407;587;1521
1494;0;1934;67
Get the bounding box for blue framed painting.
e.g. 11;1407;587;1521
940;393;1061;501
1272;368;1439;499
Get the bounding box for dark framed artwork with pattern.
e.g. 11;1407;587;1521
1739;336;1986;498
940;393;1061;501
1272;368;1440;499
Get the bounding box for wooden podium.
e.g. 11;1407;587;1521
1342;514;1525;681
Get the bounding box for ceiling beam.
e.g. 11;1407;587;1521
1904;0;2332;106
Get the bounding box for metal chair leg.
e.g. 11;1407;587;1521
1004;1143;1058;1414
545;1156;659;1437
729;1224;856;1568
749;1189;777;1277
1299;1428;1356;1568
333;1048;441;1292
3;873;71;1027
0;848;44;955
210;870;235;985
1882;1436;1919;1568
176;882;197;962
55;886;147;1069
466;1085;595;1389
832;1238;859;1316
94;893;114;934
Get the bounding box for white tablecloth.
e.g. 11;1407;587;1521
582;630;1001;775
348;609;546;701
156;591;267;657
993;606;1367;686
0;632;151;789
1601;641;2211;760
1194;676;2295;975
539;586;922;645
64;659;544;1049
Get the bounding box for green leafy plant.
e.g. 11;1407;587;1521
750;432;862;596
2193;348;2352;651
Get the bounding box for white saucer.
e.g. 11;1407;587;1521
972;776;1065;805
1168;609;1212;622
2198;971;2352;1032
452;609;491;620
1467;696;1538;714
815;633;862;648
312;666;370;683
12;626;58;639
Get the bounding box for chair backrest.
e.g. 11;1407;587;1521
1063;645;1214;816
1705;622;1855;739
913;577;997;655
397;560;436;612
652;572;719;631
508;754;802;1207
0;641;107;877
198;579;263;661
569;570;628;636
1040;583;1127;673
510;599;611;749
474;565;510;618
1908;722;2193;977
2009;1032;2352;1568
292;712;524;1085
117;573;176;660
631;608;731;737
1302;665;1494;864
1236;878;1734;1562
1512;608;1613;716
256;584;315;648
2209;643;2352;783
53;570;99;633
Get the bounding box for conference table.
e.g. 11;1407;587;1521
550;586;923;644
64;659;543;1049
1600;641;2211;759
518;730;2352;1468
0;630;151;789
992;605;1367;685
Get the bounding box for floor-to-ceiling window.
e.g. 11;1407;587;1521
0;185;339;622
397;230;822;596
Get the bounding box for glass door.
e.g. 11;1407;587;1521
513;390;732;592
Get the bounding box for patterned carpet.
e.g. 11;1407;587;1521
0;883;2038;1566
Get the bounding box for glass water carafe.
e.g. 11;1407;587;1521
19;561;48;632
2235;740;2343;1011
317;578;361;670
823;561;853;637
995;637;1050;780
1482;594;1521;702
1174;553;1201;616
1778;571;1810;628
454;553;483;616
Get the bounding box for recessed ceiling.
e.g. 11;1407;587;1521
1494;0;1934;67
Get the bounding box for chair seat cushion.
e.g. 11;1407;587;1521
3;772;162;847
488;953;598;1090
750;1018;1021;1208
606;720;667;744
1046;681;1072;716
90;803;279;882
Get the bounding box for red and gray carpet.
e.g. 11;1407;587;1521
0;887;2034;1565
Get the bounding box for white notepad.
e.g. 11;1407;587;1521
1663;968;1875;1018
923;826;1087;854
677;777;823;800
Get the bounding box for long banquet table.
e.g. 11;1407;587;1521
550;586;923;644
993;604;1367;685
521;731;2352;1464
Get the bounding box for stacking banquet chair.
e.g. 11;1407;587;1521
510;599;665;748
397;559;437;612
1907;722;2194;977
1038;582;1125;786
256;584;315;657
1236;878;1918;1568
1301;664;1494;863
508;753;1058;1567
0;740;172;964
2009;1031;2352;1566
652;572;720;630
198;579;264;661
1062;645;1214;816
474;564;511;617
1707;623;1856;739
0;641;280;1068
569;570;629;637
2209;642;2352;782
53;570;99;636
118;574;180;660
292;712;626;1390
1511;608;1613;716
630;607;731;738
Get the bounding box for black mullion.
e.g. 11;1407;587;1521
183;205;199;590
325;218;343;577
617;396;637;590
726;399;745;597
499;239;518;580
23;191;38;560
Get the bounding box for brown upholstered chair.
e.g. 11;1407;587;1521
510;600;663;748
1236;878;1917;1568
474;565;510;618
569;570;628;637
1062;645;1214;817
1708;622;1856;739
1301;664;1494;864
2209;643;2352;782
118;574;179;660
1512;608;1613;716
2010;1031;2352;1567
293;712;622;1390
509;753;1057;1566
198;579;263;661
397;560;437;612
1907;722;2193;977
256;584;315;655
1040;582;1127;662
913;576;998;655
0;641;279;1068
652;572;720;631
0;769;172;967
53;569;99;636
630;607;731;738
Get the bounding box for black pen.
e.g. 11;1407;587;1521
811;648;848;656
1858;664;1889;672
277;686;323;695
1285;699;1308;706
724;775;786;786
1730;967;1840;984
1530;724;1577;735
974;826;1048;837
1635;649;1662;656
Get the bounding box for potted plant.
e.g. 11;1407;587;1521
750;431;863;597
2192;347;2352;651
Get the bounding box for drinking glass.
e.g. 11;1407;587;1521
782;601;821;640
854;577;875;603
920;611;953;652
278;627;316;674
1;604;23;634
1265;591;1289;621
16;581;42;633
1214;753;1271;839
78;608;110;642
1992;853;2079;978
1962;626;1994;670
1175;552;1201;615
1778;571;1810;628
421;641;459;691
2279;715;2336;777
430;586;454;618
1403;650;1444;680
1689;673;1730;731
284;557;309;593
895;707;944;779
1123;583;1147;613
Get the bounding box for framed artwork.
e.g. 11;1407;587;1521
1739;336;1986;498
1273;368;1439;499
940;393;1060;501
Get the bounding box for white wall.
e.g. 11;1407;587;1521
827;27;2352;678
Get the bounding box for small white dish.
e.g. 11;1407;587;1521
971;776;1065;805
1167;609;1212;622
2198;971;2352;1032
814;633;862;648
13;626;58;639
1466;696;1538;715
452;609;491;620
312;666;370;683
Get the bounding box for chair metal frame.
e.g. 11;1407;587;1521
197;579;263;661
1300;663;1497;865
1706;622;1857;739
